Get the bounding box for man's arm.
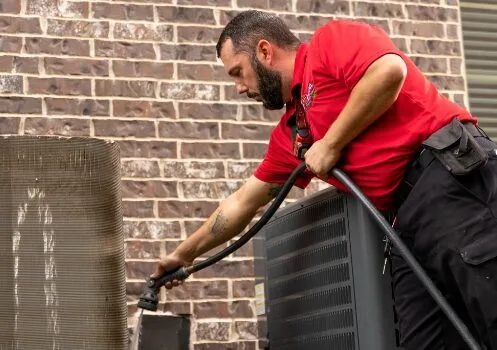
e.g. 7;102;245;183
151;176;283;283
304;54;407;178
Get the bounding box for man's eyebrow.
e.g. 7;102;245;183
228;65;241;76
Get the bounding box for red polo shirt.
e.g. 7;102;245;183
254;20;477;211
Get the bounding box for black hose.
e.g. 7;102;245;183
191;162;307;273
139;162;482;350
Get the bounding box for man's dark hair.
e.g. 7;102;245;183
216;10;300;58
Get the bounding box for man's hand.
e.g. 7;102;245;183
304;139;342;180
151;252;192;289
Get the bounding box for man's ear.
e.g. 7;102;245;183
256;39;273;64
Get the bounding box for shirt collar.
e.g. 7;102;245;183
291;43;308;99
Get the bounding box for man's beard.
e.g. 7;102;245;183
251;54;284;110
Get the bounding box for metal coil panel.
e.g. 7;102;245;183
0;136;127;350
260;188;398;350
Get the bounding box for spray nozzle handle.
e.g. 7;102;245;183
147;266;191;290
138;266;191;312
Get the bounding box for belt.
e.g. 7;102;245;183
394;121;484;207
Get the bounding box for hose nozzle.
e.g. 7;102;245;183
137;266;191;311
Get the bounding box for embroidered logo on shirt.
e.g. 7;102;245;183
301;83;317;111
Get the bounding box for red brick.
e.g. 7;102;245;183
114;23;173;41
25;37;90;56
177;26;221;43
45;98;109;116
113;100;175;118
184;220;203;233
447;24;459;40
0;36;21;52
113;60;173;79
0;0;21;13
224;84;251;102
429;75;465;91
181;142;240;159
164;240;181;254
158;200;218;219
392;20;444;38
243;143;268;159
177;63;229;82
241;105;281;122
194;260;254;279
122;200;155;218
412;56;447;74
178;103;237;120
194;342;257;350
93;119;156;137
159;302;192;315
392;38;408;53
121;159;161;177
453;94;467;108
406;5;458;21
158;121;219;139
26;0;88;17
96;40;155;59
0;117;19;134
222;123;273;140
296;0;349;14
123;220;181;239
95;80;156;98
410;39;461;56
157;6;215;24
92;3;153;21
167;280;229;300
28;77;91;96
450;58;462;75
278;14;331;31
232;239;254;257
194;300;254;318
196;322;230;341
227;161;260;179
233;280;255;298
13;57;38;74
353;2;403;18
118;140;177;158
0;56;38;74
126;281;147;301
235;321;258;340
236;0;267;8
163;161;225;179
125;261;157;279
0;97;41;114
160;44;217;61
181;180;241;199
0;75;22;93
24;117;90;136
160;82;219;100
178;0;229;4
47;19;109;38
0;16;41;34
122;180;178;198
125;240;162;259
45;57;109;76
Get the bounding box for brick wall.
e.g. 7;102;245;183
0;0;468;349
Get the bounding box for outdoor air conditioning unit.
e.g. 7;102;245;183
256;187;401;350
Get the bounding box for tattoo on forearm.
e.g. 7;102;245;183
210;210;228;236
268;186;283;198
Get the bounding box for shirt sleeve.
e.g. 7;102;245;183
315;20;403;89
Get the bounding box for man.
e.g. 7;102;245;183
150;10;497;349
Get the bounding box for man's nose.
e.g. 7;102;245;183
235;82;248;95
